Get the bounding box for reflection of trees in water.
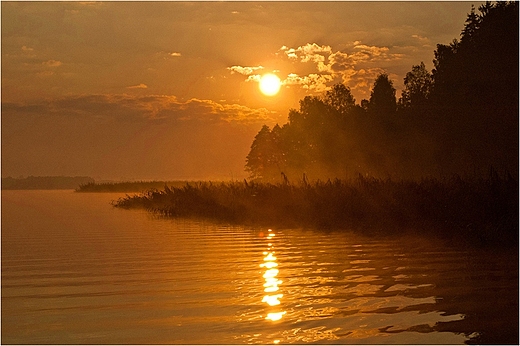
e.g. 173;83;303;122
346;241;519;344
278;232;518;344
428;250;519;344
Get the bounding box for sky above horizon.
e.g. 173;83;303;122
2;1;481;181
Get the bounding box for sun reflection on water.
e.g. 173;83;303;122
266;311;286;321
261;229;286;322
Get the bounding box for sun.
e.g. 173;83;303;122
259;74;281;96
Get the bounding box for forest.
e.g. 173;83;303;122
245;2;518;182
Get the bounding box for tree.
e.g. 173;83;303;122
368;73;396;116
460;5;480;47
431;39;459;101
323;83;356;116
429;1;518;176
245;125;282;181
398;62;432;111
287;96;329;172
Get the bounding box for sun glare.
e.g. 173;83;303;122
259;74;281;96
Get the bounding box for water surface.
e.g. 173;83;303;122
2;190;518;344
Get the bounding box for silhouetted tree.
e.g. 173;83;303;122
431;39;460;107
460;5;480;47
368;73;397;116
287;96;326;176
270;124;287;173
398;62;432;111
245;125;283;181
323;83;356;117
278;122;309;178
430;1;518;175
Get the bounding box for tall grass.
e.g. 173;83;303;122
113;173;518;247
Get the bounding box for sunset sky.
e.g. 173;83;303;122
2;1;482;181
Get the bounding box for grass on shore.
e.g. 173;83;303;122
112;174;518;248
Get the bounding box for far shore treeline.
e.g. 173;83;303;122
76;180;194;193
1;177;192;192
245;2;518;182
2;176;94;190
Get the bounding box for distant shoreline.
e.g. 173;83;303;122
75;180;196;193
1;176;199;192
1;176;94;190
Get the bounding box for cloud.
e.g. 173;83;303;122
282;73;334;93
345;68;386;93
180;98;275;123
281;42;403;73
227;65;264;76
280;43;333;72
227;65;268;87
411;34;432;47
245;74;261;83
37;71;55;78
350;43;404;63
42;60;63;67
2;94;275;180
274;41;406;98
2;95;269;181
328;51;352;72
127;83;148;89
156;51;182;60
281;43;332;63
2;94;276;125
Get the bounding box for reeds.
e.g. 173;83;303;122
112;174;518;247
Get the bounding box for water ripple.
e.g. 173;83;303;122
2;191;517;344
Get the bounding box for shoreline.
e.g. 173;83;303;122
112;175;519;249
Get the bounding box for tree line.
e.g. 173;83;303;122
1;176;95;190
245;1;518;182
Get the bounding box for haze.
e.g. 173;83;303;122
1;2;482;181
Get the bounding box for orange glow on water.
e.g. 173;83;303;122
262;293;283;306
260;230;286;322
266;311;286;321
263;268;279;279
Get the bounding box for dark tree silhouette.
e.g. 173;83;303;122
323;83;356;116
398;62;432;111
430;1;518;175
245;125;281;181
368;73;397;116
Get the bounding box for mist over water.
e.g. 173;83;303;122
2;190;517;344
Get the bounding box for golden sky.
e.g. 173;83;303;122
1;2;481;180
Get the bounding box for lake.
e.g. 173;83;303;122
2;190;518;344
